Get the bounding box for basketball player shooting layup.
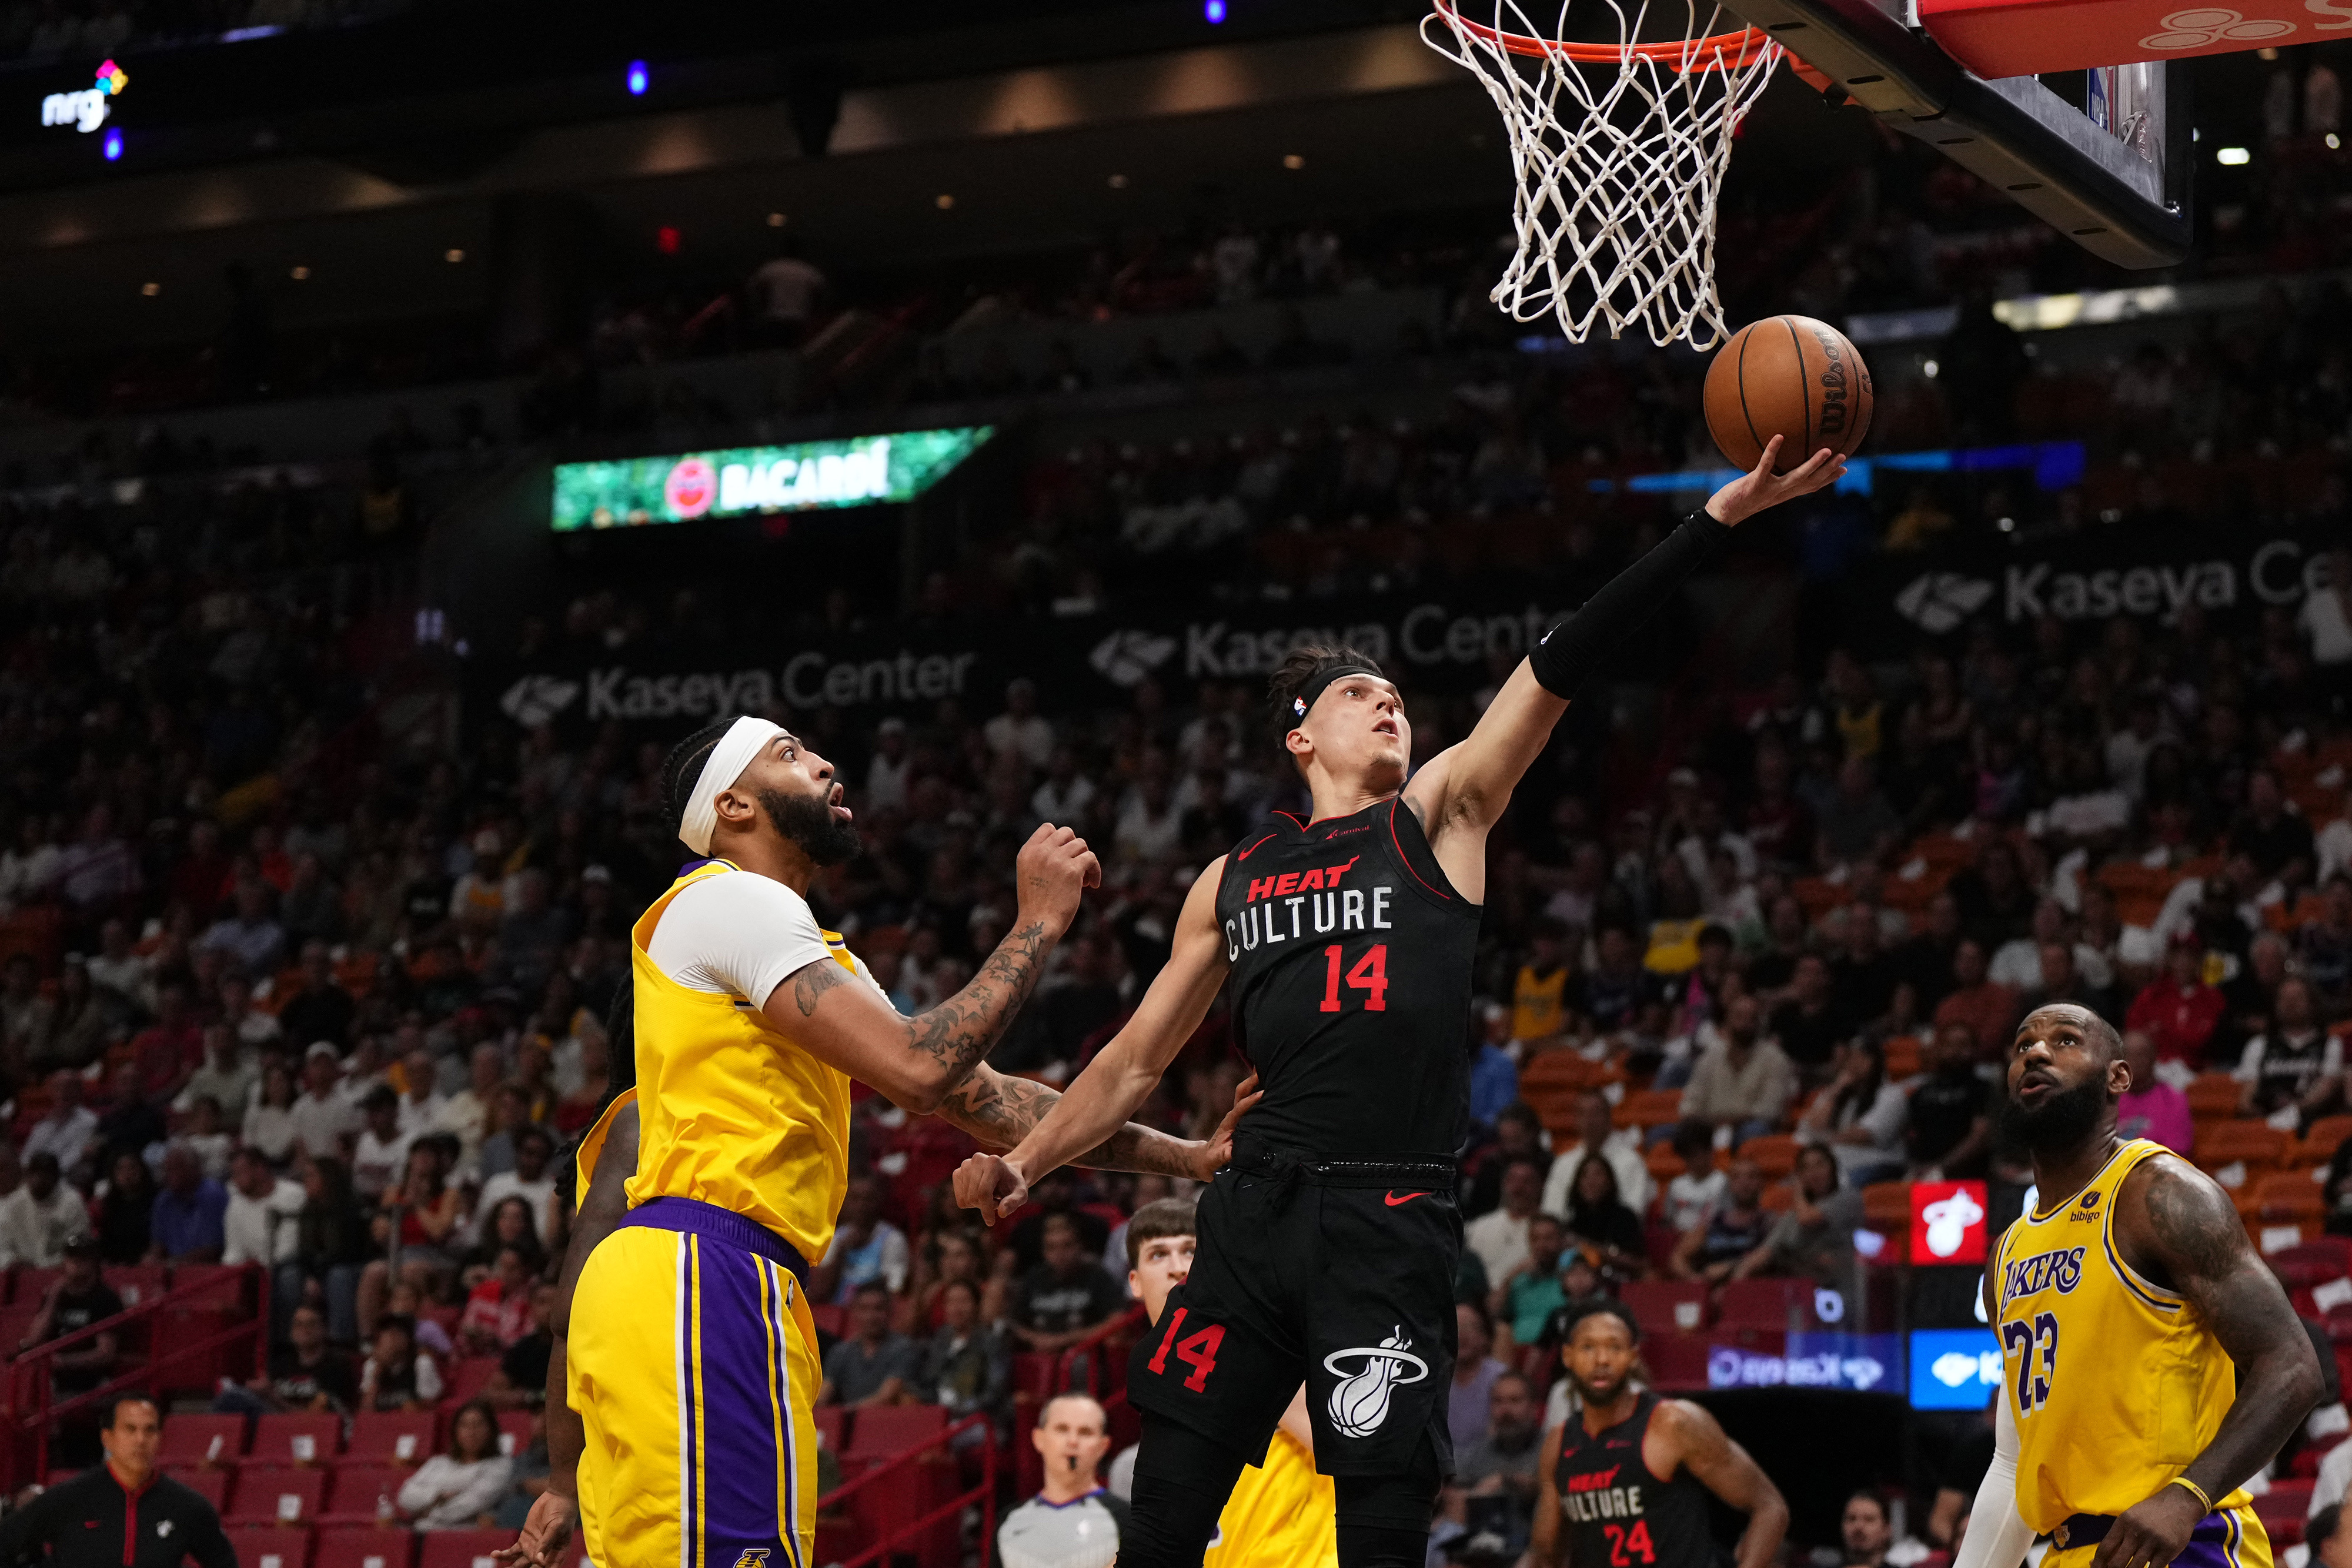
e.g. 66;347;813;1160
1531;1300;1787;1568
954;436;1844;1568
1955;1004;2324;1568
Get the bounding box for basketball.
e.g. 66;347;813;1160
1702;315;1876;474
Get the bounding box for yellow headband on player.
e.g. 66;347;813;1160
678;716;783;857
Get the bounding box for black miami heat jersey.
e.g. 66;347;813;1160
1556;1392;1723;1568
1213;798;1482;1156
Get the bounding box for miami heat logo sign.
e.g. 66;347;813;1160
1322;1328;1429;1437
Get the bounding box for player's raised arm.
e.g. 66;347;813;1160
1405;436;1843;877
953;856;1234;1223
769;821;1099;1114
2090;1155;2324;1568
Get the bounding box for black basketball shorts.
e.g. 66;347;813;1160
1126;1140;1461;1478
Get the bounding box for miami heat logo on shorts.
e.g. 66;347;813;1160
1322;1327;1429;1437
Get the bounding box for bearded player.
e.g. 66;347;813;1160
525;713;1267;1568
1119;1196;1339;1568
1529;1301;1786;1568
1954;1004;2323;1568
955;439;1842;1567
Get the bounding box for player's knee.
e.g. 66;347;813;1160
1332;1437;1444;1566
1120;1414;1251;1568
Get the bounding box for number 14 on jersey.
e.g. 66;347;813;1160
1319;944;1389;1013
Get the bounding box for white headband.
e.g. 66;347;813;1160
679;717;783;857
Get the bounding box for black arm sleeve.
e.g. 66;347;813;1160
1529;512;1732;698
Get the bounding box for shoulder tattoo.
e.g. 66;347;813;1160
791;961;850;1017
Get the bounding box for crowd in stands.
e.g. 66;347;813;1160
2;407;2348;1552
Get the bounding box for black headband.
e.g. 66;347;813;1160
1282;663;1382;731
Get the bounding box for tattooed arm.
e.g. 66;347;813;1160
759;825;1101;1113
2088;1154;2323;1568
956;857;1234;1223
937;1065;1261;1182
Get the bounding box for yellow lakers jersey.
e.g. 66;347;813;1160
627;860;857;1266
1512;965;1568;1042
1203;1429;1339;1568
573;1086;637;1196
1993;1138;2246;1533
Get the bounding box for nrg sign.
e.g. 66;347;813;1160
41;58;126;133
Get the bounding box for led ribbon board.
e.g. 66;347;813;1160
551;427;993;531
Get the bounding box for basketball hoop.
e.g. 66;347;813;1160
1424;0;1783;349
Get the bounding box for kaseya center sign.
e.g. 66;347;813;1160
550;427;992;531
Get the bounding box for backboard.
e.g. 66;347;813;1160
1716;0;2194;268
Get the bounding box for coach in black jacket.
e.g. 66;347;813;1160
0;1395;235;1567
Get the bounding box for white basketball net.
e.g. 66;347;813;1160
1423;0;1783;349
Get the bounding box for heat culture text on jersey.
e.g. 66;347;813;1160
1213;800;1480;1156
1561;1465;1648;1523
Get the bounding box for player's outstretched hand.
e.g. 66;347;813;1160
955;1151;1030;1226
1703;434;1845;526
1192;1071;1262;1181
490;1491;576;1567
1014;823;1102;941
2087;1481;2205;1568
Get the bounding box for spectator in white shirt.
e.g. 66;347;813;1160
349;1086;414;1204
1031;748;1098;824
290;1045;360;1163
84;918;153;1013
865;718;912;814
1114;774;1183;865
984;678;1055;770
747;242;828;342
471;1127;560;1252
1540;1089;1655;1220
398;1401;512;1529
1464;1154;1546;1286
22;1071;99;1181
1797;1039;1910;1188
395;1048;446;1139
0;1149;88;1267
435;1044;504;1172
222;1146;305;1272
176;1024;258;1119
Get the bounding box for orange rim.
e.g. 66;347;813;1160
1432;0;1776;71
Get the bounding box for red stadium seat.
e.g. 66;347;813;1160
1716;1278;1807;1335
159;1413;246;1469
439;1356;499;1407
320;1465;410;1526
347;1411;437;1467
162;1466;229;1511
1641;1333;1713;1392
495;1410;534;1459
227;1526;312;1568
416;1529;520;1568
226;1466;325;1527
316;1528;417;1568
102;1265;167;1308
843;1402;945;1460
251;1413;340;1467
813;1405;845;1454
1618;1280;1709;1337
